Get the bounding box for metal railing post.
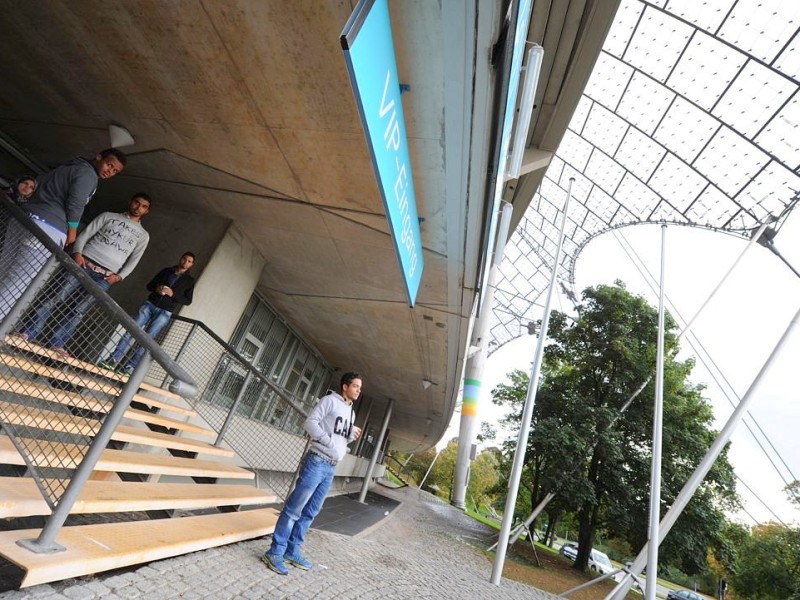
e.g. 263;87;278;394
214;370;254;446
0;255;58;338
16;352;154;553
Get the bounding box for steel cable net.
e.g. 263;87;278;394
492;0;800;348
146;319;308;501
0;205;137;508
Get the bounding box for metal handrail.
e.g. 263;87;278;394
169;315;308;421
0;194;197;397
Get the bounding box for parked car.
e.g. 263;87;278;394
666;590;704;600
559;542;578;560
588;549;614;575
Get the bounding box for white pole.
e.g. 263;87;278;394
452;202;514;509
645;225;667;600
606;301;800;599
419;449;441;489
358;399;394;503
490;178;574;585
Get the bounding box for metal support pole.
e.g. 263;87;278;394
605;301;800;599
215;371;254;446
17;353;154;553
645;224;667;600
0;255;58;338
358;398;394;503
354;395;374;457
490;178;574;585
161;322;197;388
419;449;441;490
452;201;513;509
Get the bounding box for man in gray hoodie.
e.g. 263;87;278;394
18;193;150;356
0;149;126;321
262;372;363;575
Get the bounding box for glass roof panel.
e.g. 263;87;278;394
755;93;800;168
625;6;693;83
667;30;747;110
491;0;800;349
712;60;796;138
665;0;736;34
719;0;800;63
653;96;720;163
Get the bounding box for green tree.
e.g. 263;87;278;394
467;447;501;510
726;523;800;600
492;283;736;574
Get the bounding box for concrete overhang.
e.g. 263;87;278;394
0;0;614;452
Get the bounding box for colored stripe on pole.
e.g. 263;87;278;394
462;378;480;416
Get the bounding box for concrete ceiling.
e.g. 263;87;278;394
0;0;614;452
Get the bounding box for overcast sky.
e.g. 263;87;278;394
446;208;800;527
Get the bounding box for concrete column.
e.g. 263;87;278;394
358;398;394;503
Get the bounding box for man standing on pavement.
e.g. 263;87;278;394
17;193;151;356
0;149;126;321
99;251;196;376
262;372;363;575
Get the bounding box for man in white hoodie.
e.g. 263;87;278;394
17;193;150;356
262;372;363;575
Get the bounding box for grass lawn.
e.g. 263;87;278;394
465;510;641;599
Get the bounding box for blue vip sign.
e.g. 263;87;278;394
341;0;424;307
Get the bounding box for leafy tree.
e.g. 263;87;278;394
492;283;737;574
477;421;496;444
467;447;501;510
726;523;800;600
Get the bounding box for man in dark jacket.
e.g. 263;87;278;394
98;251;195;376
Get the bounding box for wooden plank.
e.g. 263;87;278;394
0;402;231;456
0;375;211;436
5;337;193;405
0;436;253;479
0;507;279;587
0;477;277;517
0;354;118;395
0;356;196;417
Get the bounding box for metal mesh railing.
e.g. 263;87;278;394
142;316;311;501
0;196;195;548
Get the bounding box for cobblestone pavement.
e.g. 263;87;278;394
0;486;556;600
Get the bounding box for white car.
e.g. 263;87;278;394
589;549;615;575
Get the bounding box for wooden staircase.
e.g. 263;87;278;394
0;336;280;590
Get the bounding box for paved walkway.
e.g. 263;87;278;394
0;486;557;599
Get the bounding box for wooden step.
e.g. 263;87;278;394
0;375;211;437
0;507;280;588
0;436;253;479
0;353;119;395
0;401;230;456
0;477;277;517
6;337;194;403
0;357;195;417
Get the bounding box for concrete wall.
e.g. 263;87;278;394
179;222;265;342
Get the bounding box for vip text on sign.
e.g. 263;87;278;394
341;0;424;306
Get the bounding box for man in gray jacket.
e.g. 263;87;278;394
17;193;150;356
0;149;126;321
262;372;363;575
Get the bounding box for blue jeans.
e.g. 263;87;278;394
0;218;63;323
110;301;171;368
21;264;111;348
268;453;335;558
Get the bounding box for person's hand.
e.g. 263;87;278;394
353;426;363;440
105;273;122;284
72;253;86;267
159;285;174;297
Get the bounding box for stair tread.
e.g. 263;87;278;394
0;507;280;587
0;477;277;517
0;401;230;456
5;337;191;402
0;436;253;479
0;352;195;416
0;375;211;436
